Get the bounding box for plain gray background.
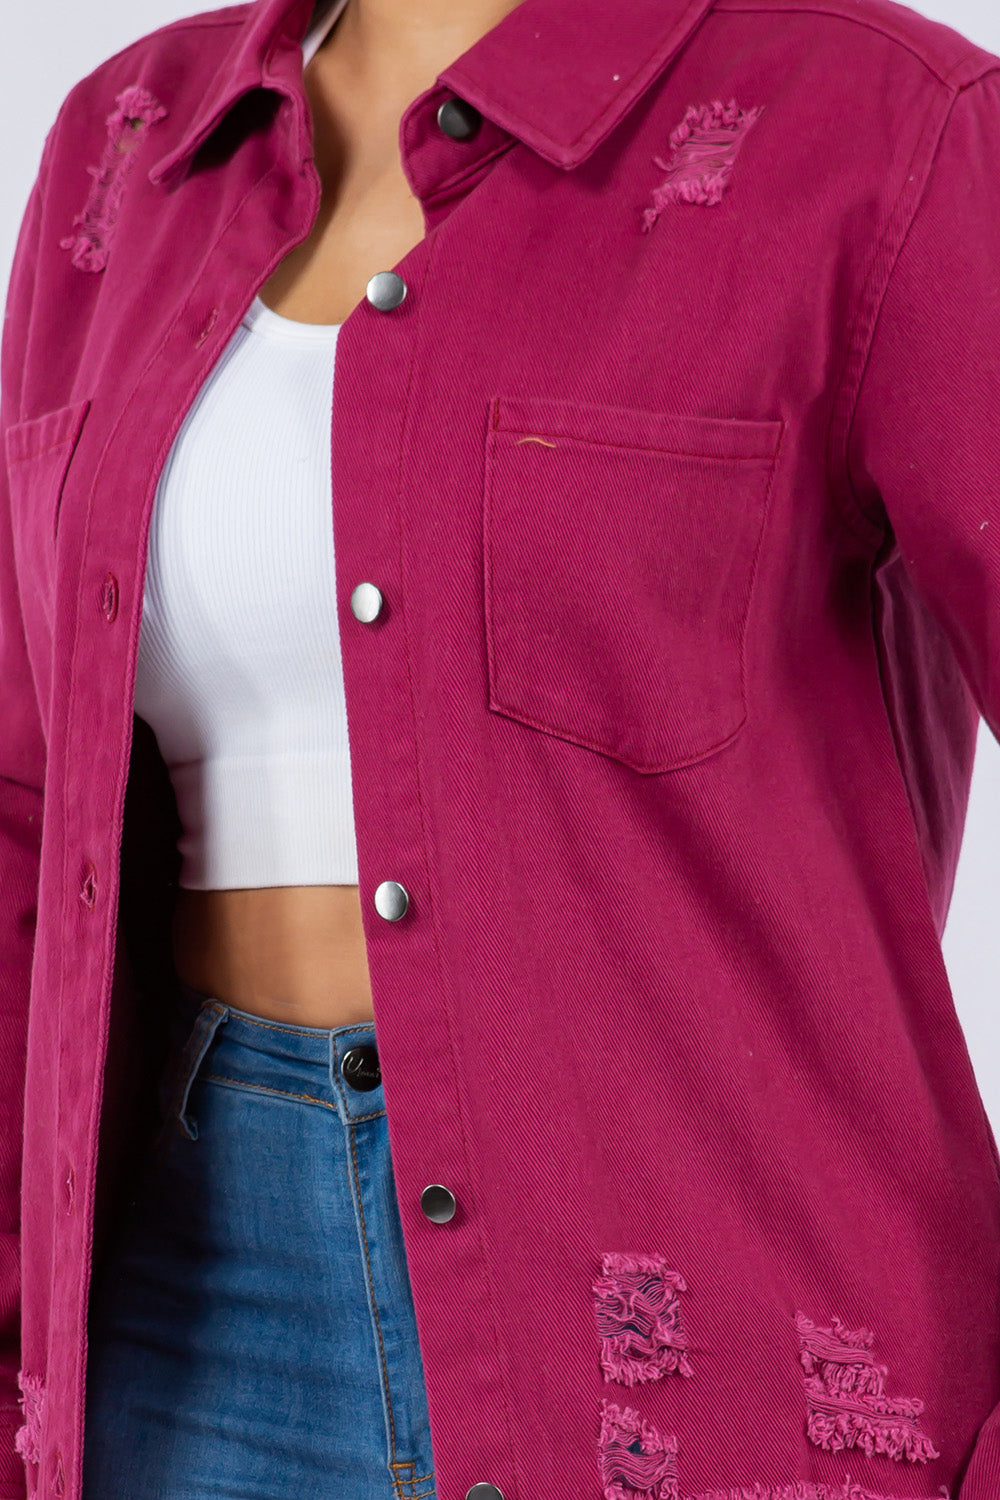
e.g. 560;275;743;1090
3;0;999;1121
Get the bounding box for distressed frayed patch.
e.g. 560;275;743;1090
796;1312;940;1463
594;1252;693;1384
599;1398;679;1500
641;98;764;230
60;84;167;272
13;1370;44;1466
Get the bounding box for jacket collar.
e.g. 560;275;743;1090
148;0;717;188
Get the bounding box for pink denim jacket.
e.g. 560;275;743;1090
3;0;1000;1495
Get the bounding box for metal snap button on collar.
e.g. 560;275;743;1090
437;97;482;140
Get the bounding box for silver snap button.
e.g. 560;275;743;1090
366;271;407;311
374;880;409;921
421;1184;457;1223
465;1485;504;1500
351;582;384;622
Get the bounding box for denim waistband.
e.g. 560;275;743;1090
161;979;384;1136
173;977;378;1044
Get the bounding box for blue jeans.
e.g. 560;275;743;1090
82;982;437;1500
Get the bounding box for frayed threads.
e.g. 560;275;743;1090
594;1252;694;1384
689;1482;950;1500
642;98;764;229
599;1399;679;1500
60;84;167;272
13;1370;44;1466
796;1312;940;1463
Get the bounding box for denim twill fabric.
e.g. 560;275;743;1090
5;0;1000;1494
81;982;435;1500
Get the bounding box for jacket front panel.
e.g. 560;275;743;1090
4;0;1000;1497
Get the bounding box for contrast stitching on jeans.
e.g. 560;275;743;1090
347;1120;409;1495
389;1455;436;1498
221;1010;376;1041
199;1072;335;1108
390;1457;434;1481
200;1071;385;1120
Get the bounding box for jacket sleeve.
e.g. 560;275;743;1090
0;130;56;1499
846;66;1000;751
844;67;1000;1496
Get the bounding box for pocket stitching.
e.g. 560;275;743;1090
4;399;92;559
4;398;91;466
501;427;779;463
483;399;784;773
490;392;783;461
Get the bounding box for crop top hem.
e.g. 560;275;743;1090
171;753;358;889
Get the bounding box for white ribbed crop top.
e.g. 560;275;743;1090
133;0;356;890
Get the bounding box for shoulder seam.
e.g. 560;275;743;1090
58;4;251;94
712;0;998;88
829;79;965;542
958;57;1000;88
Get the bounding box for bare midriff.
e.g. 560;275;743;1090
172;885;381;1028
172;16;431;1030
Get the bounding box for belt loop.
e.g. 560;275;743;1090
168;1000;230;1141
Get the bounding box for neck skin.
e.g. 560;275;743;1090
313;0;527;97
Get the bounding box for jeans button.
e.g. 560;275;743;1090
341;1044;381;1092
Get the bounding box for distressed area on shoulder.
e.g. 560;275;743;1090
711;0;1000;88
37;0;252;191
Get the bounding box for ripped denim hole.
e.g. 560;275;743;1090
599;1398;679;1500
60;84;167;272
642;98;764;230
796;1311;940;1463
594;1251;694;1384
14;1370;44;1466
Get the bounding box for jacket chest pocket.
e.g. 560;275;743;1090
483;395;783;774
4;399;91;637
